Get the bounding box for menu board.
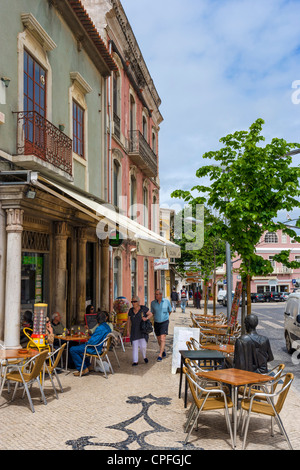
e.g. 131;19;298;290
171;327;200;374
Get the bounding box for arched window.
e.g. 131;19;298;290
131;258;137;298
130;95;136;132
130;175;137;220
113;159;120;207
152;194;158;232
264;232;278;243
152;130;157;154
143;186;148;227
113;72;120;117
143;115;147;140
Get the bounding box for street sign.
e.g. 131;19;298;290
185;277;202;283
185;271;201;276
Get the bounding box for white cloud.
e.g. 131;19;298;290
121;0;300;209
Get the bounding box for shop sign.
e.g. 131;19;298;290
154;259;169;270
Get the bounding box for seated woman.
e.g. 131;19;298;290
20;310;33;347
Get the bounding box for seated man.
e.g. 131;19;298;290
233;314;274;374
70;311;111;376
51;312;65;336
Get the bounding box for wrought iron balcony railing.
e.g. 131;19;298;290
127;130;158;177
13;111;72;176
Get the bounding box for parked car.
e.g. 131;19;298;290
284;292;300;353
280;292;290;301
251;293;266;303
264;292;281;302
222;292;234;307
217;289;227;304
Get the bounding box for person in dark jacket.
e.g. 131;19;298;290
170;288;178;312
127;295;152;366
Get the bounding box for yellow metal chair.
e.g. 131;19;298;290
5;350;49;413
241;372;294;450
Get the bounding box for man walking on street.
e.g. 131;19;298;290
180;286;188;313
151;289;172;361
170;287;178;312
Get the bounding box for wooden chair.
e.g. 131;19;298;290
4;350;49;413
241;372;294;450
79;336;114;379
183;364;234;447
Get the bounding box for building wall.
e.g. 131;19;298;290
0;0;108;197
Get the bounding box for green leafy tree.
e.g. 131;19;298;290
173;206;226;313
172;118;300;315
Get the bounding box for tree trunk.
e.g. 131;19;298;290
247;274;251;316
204;281;208;314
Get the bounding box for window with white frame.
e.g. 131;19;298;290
264;232;278;243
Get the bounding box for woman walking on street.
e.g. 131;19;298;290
127;295;152;366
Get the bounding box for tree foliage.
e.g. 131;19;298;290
172;118;300;295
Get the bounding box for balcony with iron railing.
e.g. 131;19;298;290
127;130;158;178
12;111;73;181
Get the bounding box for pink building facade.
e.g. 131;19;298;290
216;230;300;294
82;0;164;308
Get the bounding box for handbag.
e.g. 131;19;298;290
140;317;153;334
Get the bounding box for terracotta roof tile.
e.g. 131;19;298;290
67;0;118;72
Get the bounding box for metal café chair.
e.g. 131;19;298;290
241;372;294;450
3;350;49;413
79;336;114;379
44;343;66;398
183;364;234;448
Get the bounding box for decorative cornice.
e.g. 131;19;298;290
70;71;93;94
21;13;57;51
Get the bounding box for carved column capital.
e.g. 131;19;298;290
54;221;68;238
6;208;24;233
75;226;87;242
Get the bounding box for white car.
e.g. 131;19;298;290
217;289;227;304
284;292;300;353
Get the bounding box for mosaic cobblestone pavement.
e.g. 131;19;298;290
0;306;299;451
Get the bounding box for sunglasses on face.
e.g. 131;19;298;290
131;300;137;303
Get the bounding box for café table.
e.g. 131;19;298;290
196;367;274;449
55;335;88;372
0;348;39;396
179;349;225;408
200;343;235;356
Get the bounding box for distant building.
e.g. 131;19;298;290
216;229;300;294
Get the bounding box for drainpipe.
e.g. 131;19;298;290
108;40;113;312
108;40;113;205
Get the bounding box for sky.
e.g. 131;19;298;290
121;0;300;222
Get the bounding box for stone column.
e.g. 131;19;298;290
0;207;6;343
54;222;68;326
4;208;24;349
100;237;110;311
76;227;87;324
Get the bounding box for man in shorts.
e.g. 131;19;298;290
150;289;172;361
